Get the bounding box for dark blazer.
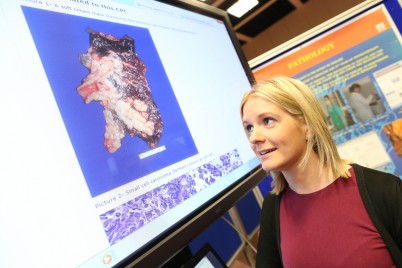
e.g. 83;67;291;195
255;163;402;267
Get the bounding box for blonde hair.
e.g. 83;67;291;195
240;76;351;195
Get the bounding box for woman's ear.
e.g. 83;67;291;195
305;125;313;141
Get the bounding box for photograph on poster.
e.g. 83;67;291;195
319;91;353;132
384;118;402;157
343;76;386;123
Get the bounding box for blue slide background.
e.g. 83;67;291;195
22;7;198;197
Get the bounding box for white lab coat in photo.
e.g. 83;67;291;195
349;92;374;121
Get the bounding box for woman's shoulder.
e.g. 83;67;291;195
261;192;281;212
351;163;401;186
351;163;401;205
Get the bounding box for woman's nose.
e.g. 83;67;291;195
249;128;265;144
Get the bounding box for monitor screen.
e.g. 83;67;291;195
0;0;264;267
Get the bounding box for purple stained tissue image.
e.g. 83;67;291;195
100;149;243;245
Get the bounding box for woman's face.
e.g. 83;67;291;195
242;95;308;172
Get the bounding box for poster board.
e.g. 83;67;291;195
250;0;402;176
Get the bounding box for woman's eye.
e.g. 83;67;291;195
245;125;253;133
263;117;273;125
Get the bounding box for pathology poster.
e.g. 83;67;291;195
252;6;402;177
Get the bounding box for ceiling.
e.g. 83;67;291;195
200;0;310;45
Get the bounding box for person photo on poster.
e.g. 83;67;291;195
345;77;385;123
322;94;348;132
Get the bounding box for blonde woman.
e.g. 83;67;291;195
240;76;402;267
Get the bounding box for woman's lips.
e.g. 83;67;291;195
259;148;276;155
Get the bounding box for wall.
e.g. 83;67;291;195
242;0;366;61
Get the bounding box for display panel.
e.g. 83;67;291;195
250;1;402;177
0;0;263;267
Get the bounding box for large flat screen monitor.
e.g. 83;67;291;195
0;0;265;267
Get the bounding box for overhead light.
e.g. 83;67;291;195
227;0;259;18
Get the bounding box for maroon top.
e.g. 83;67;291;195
280;168;395;267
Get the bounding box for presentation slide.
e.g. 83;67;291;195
252;5;402;177
0;0;258;267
